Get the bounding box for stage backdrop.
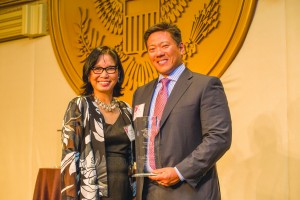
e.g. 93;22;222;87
48;0;257;103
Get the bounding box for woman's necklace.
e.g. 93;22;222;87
94;95;119;112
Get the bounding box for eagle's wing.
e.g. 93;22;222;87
160;0;191;23
94;0;123;35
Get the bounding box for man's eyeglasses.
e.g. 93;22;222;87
92;66;118;74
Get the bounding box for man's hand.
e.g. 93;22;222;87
148;167;180;187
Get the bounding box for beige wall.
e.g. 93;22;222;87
0;36;75;199
0;0;299;199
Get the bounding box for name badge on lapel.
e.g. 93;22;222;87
133;103;145;121
124;124;135;141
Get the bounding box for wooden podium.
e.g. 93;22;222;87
33;168;61;200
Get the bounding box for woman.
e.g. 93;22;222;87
61;46;135;200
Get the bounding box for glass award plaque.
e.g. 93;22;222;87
132;116;158;177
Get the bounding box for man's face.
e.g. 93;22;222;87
146;31;184;77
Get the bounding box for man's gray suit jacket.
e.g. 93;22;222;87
132;68;232;200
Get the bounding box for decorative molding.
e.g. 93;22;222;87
0;1;48;42
0;0;37;8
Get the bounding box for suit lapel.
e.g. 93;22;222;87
160;68;193;126
143;79;158;116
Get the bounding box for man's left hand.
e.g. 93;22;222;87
148;167;180;187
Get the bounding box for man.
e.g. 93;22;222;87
132;22;232;200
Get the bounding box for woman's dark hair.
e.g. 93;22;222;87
143;22;182;48
81;46;125;97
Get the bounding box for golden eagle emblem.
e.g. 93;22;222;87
49;0;257;102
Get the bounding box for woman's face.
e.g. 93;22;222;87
89;54;118;96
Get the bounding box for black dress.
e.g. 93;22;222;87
102;113;132;200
